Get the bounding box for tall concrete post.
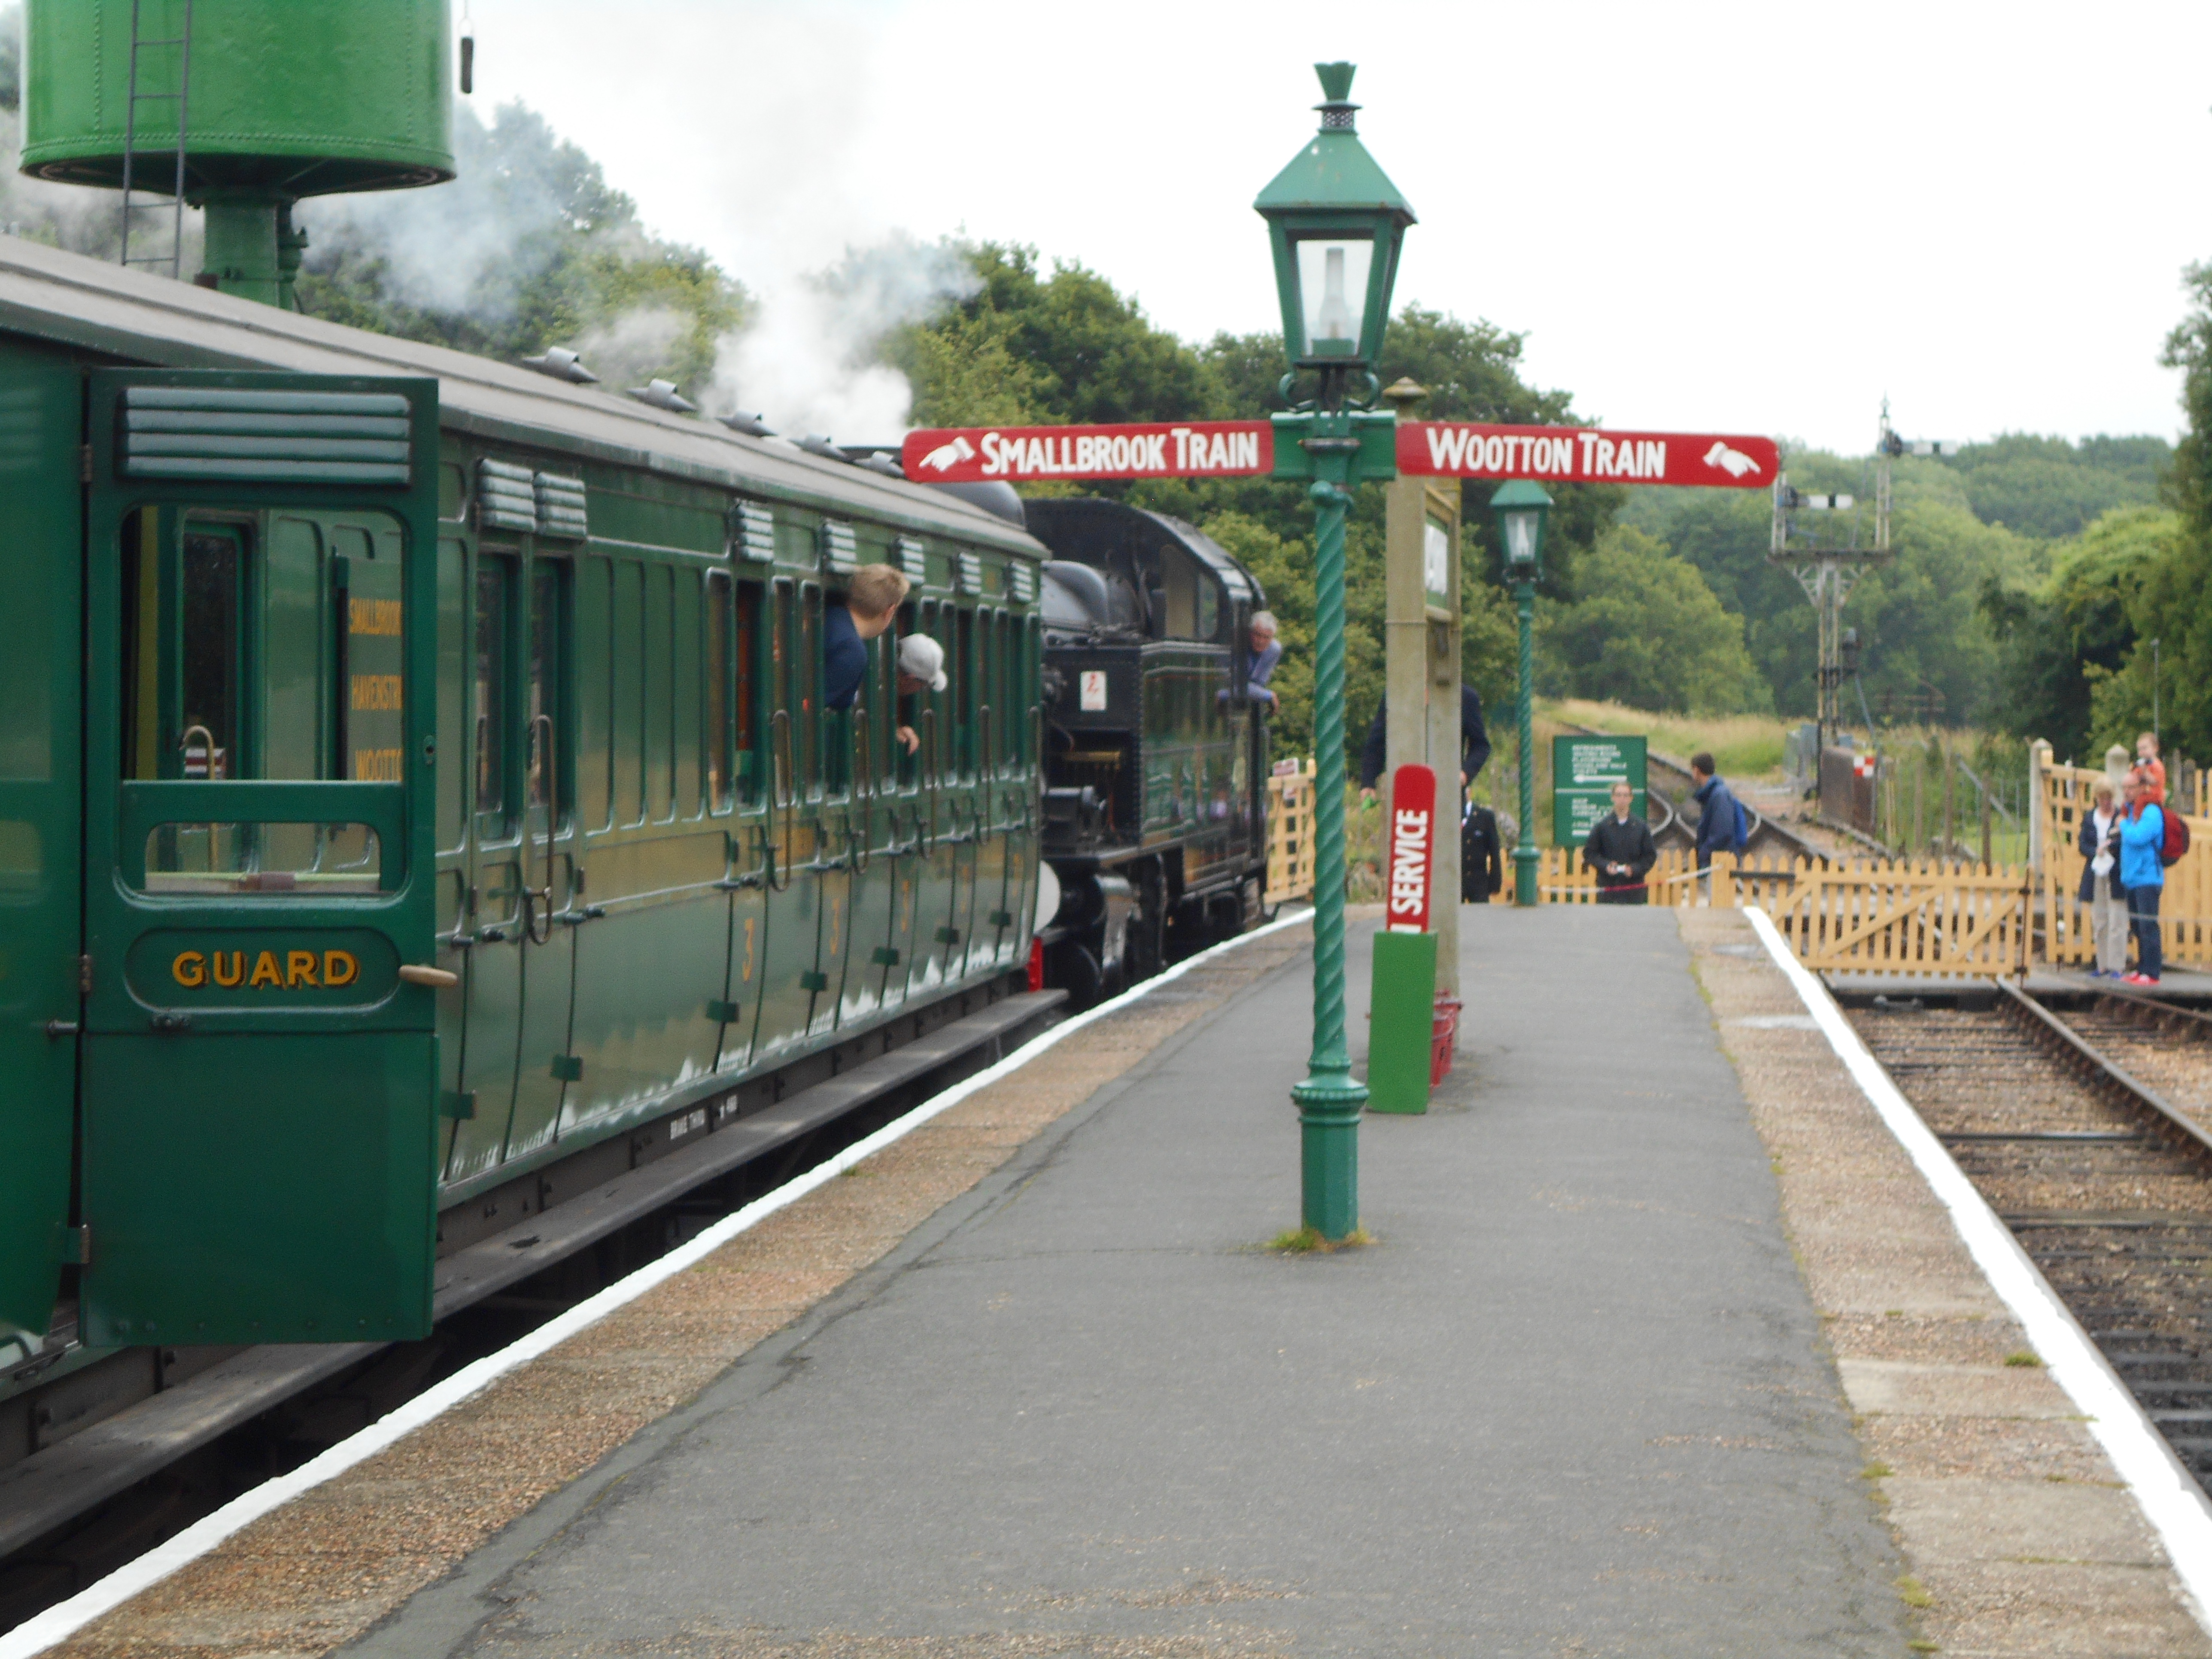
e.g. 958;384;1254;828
1382;379;1463;999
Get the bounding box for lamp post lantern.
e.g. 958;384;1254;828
1490;481;1552;908
1257;62;1414;1240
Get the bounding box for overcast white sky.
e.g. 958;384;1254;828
468;0;2212;454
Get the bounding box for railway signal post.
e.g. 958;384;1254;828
1257;61;1413;1240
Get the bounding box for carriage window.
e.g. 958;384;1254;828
705;571;732;813
771;580;795;803
735;580;760;803
800;583;821;796
955;607;975;779
527;563;566;820
612;559;644;826
436;539;467;851
577;556;612;832
475;554;512;829
342;526;405;782
179;526;243;778
646;562;675;822
119;508;407;789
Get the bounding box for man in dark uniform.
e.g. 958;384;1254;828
1357;686;1491;803
1583;778;1657;903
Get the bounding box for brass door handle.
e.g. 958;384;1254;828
398;964;459;989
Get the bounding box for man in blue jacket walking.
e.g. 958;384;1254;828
2117;772;2166;984
1689;751;1744;887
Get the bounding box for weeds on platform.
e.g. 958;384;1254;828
1896;1575;1934;1609
2004;1350;2043;1367
1267;1226;1374;1254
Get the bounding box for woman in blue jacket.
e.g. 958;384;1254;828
2116;774;2165;984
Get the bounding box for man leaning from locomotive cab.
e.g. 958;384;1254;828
824;563;911;714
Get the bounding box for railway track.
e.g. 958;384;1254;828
0;987;1065;1635
1849;984;2212;1490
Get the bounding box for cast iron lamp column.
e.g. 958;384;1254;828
1491;482;1552;908
1255;62;1416;1239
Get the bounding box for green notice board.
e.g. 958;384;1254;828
1553;734;1647;847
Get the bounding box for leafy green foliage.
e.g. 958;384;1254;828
1937;433;2170;540
1538;527;1768;715
1979;507;2176;759
1626;455;2038;725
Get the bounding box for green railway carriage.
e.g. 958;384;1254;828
0;238;1046;1355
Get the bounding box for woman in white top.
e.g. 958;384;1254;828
2078;781;2129;977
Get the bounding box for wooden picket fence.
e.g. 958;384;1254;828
1272;744;2212;976
1487;846;2036;976
1265;761;1318;905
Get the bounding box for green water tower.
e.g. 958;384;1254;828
19;0;456;309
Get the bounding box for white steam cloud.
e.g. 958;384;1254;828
708;234;979;442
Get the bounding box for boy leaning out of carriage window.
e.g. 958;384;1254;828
823;563;912;715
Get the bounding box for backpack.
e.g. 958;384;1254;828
2162;805;2190;867
1732;794;1752;854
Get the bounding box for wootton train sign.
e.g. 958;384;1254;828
901;421;1777;487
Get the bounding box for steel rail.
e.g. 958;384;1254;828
1997;979;2212;1164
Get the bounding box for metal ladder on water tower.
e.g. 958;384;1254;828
118;0;193;280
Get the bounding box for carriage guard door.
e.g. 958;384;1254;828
79;371;441;1346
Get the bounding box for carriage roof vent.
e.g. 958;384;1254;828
520;347;598;384
627;379;696;413
718;411;775;437
797;433;854;463
859;451;904;479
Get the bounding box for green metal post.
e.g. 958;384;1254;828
1291;419;1367;1237
1513;577;1539;907
200;193;283;307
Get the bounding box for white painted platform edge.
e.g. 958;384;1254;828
1746;907;2212;1633
0;908;1315;1659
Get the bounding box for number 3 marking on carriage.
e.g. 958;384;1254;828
1080;672;1107;711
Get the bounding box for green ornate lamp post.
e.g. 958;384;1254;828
1490;481;1553;907
1256;62;1415;1240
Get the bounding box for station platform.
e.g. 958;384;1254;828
333;910;1909;1656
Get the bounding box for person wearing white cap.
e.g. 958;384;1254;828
894;633;947;755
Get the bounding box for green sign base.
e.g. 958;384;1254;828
1366;929;1437;1115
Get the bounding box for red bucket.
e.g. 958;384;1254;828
1429;995;1463;1087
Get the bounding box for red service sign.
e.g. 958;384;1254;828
1384;765;1437;934
902;421;1273;483
1398;422;1778;488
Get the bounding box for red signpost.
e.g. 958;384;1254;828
1383;764;1435;935
902;422;1272;484
1397;422;1778;488
901;420;1775;487
1369;764;1438;1115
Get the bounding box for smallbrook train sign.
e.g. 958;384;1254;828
901;421;1775;487
902;422;1271;483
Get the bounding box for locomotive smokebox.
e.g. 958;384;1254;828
19;0;457;308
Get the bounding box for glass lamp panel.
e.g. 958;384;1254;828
1295;237;1374;357
1502;510;1540;567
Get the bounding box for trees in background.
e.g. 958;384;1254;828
1539;528;1767;715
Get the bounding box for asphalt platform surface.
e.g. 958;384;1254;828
358;909;1908;1658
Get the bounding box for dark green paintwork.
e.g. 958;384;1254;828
79;370;443;1343
0;341;84;1342
20;0;455;197
0;320;1042;1348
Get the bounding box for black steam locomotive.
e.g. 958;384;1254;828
1022;498;1274;1001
